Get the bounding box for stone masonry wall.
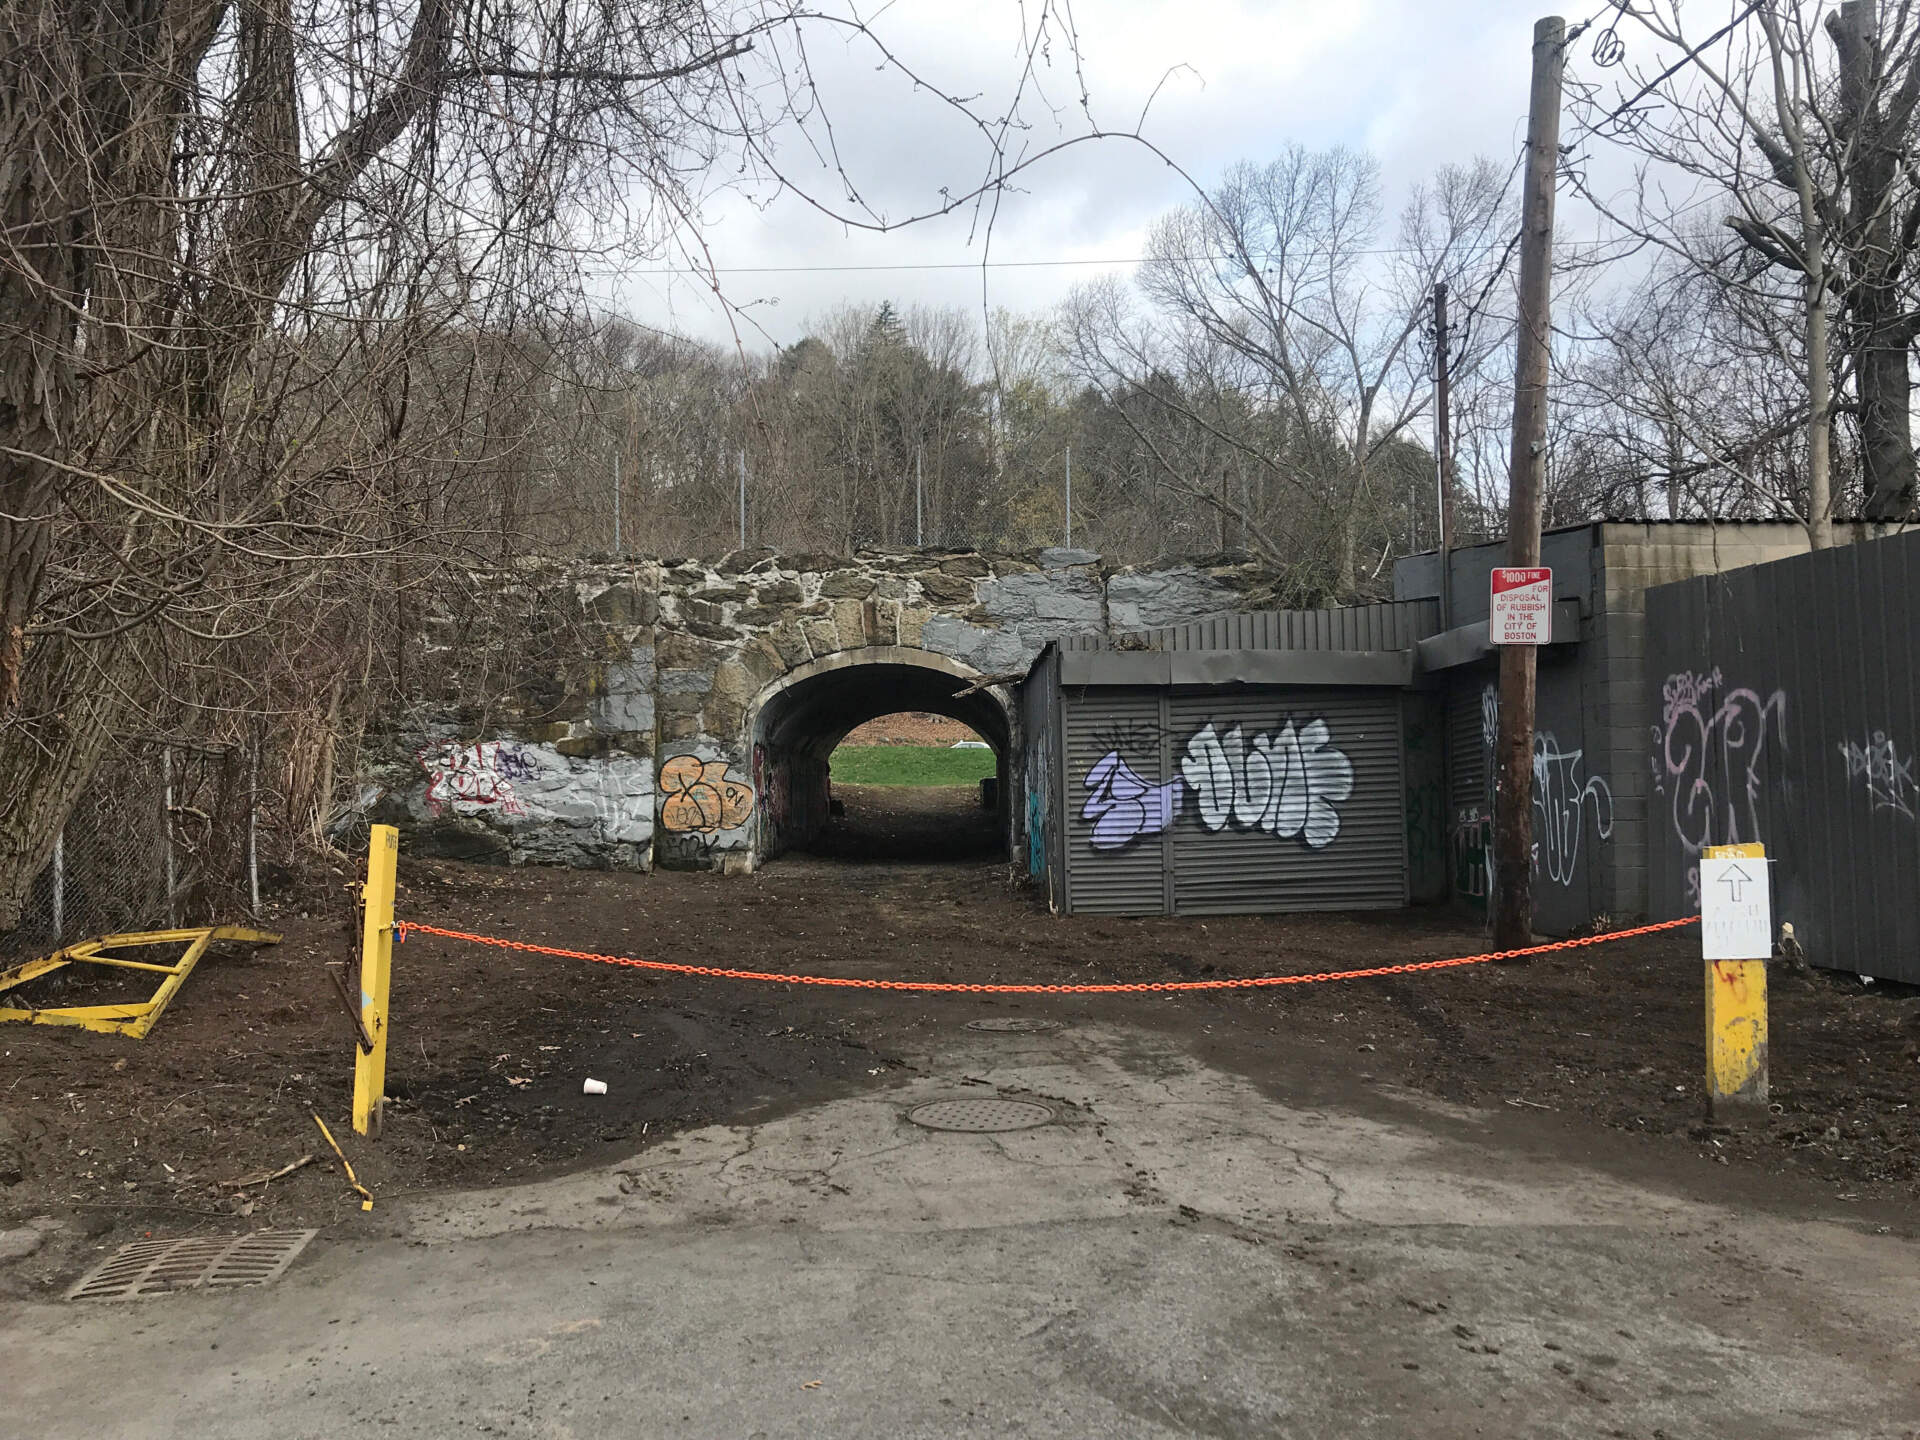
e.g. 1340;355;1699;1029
358;547;1289;870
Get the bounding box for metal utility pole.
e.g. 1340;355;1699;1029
737;450;747;550
1433;281;1455;631
1493;14;1565;951
612;454;622;556
1064;446;1073;548
915;447;924;546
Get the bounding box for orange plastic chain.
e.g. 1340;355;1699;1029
394;914;1701;995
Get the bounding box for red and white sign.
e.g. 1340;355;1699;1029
1491;567;1552;645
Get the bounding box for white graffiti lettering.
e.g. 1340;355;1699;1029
1838;731;1917;819
1180;719;1354;848
1650;668;1787;902
1531;733;1613;887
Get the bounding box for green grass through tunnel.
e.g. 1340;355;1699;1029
829;745;997;787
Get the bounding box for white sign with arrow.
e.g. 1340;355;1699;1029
1699;856;1772;960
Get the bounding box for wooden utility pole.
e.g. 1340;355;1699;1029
1433;281;1455;630
1493;15;1565;951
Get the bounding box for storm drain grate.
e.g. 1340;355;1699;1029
964;1018;1059;1033
907;1098;1055;1133
67;1230;317;1301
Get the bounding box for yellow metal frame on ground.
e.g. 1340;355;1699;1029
0;926;281;1038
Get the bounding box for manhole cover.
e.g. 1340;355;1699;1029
67;1230;317;1301
907;1098;1055;1133
964;1018;1059;1033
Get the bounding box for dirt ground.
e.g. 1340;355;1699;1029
4;785;1918;1297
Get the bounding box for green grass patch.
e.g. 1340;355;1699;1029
830;745;996;787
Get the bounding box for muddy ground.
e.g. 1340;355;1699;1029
3;785;1918;1297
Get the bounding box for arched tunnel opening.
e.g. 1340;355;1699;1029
750;655;1010;865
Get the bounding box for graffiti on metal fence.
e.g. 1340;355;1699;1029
1081;750;1181;850
1403;707;1445;879
1081;717;1354;851
1531;733;1613;887
1837;730;1917;819
1650;668;1787;900
1023;719;1055;877
419;740;541;816
660;753;755;834
1026;787;1047;875
1452;804;1491;900
1183;720;1354;846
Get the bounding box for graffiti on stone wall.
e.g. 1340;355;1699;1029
1837;730;1917;818
418;740;541;816
660;754;755;834
1531;733;1613;887
1081;717;1354;851
751;744;792;847
1650;668;1788;902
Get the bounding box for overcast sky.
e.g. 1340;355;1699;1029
603;0;1575;351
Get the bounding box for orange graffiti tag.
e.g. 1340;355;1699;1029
660;754;755;834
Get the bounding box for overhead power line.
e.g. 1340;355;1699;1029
632;239;1610;279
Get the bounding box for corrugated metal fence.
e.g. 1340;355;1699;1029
1644;529;1920;982
1063;602;1440;652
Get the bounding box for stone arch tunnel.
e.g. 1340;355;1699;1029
749;648;1012;863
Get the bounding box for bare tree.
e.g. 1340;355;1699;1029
0;0;1106;927
1571;0;1920;541
1059;145;1514;596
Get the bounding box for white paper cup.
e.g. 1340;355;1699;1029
582;1078;608;1095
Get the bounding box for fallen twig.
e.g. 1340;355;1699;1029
312;1113;374;1211
220;1154;316;1189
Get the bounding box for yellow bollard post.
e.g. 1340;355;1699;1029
353;825;399;1137
1702;842;1769;1116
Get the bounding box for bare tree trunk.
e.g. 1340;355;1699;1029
0;637;131;927
1832;0;1920;520
1804;256;1836;548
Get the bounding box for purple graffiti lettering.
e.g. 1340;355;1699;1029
1081;751;1180;850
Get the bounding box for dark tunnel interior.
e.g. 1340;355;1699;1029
751;661;1009;863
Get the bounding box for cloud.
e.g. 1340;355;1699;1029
599;0;1555;349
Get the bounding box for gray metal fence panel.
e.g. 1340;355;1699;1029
1446;667;1496;911
1645;529;1920;982
1164;689;1406;915
1063;689;1171;915
1061;601;1440;653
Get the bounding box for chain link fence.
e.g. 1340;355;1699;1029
2;737;260;959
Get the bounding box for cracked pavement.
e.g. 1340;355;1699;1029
5;1019;1918;1438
